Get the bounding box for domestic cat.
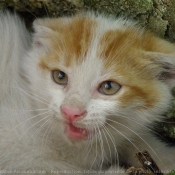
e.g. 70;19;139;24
0;10;175;174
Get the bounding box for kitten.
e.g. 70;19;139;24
0;11;175;174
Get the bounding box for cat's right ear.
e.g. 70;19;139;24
32;19;55;51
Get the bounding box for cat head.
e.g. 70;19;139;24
25;13;175;144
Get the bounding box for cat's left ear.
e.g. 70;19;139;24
145;52;175;89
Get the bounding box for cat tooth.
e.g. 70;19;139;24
82;130;86;135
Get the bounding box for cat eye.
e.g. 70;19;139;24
99;81;121;95
52;70;68;85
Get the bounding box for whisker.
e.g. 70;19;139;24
41;121;53;152
81;134;93;166
30;116;53;159
96;122;105;170
107;122;141;148
17;110;50;129
105;121;158;171
90;125;98;170
31;116;52;141
0;110;50;147
1;84;49;105
99;121;119;169
106;118;162;163
15;86;49;105
115;114;165;141
101;126;113;167
0;107;48;112
19;111;51;140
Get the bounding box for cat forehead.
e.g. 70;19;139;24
36;13;171;81
37;14;143;73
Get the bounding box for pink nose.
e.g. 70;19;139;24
61;105;87;121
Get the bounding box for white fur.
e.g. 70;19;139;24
0;11;175;175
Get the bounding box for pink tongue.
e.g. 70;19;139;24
65;123;89;140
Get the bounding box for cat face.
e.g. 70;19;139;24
25;13;175;144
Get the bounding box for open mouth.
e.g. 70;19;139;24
64;122;95;141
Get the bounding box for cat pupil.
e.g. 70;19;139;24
105;81;112;90
59;71;65;79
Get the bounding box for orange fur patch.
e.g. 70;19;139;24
99;27;175;108
38;16;96;70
